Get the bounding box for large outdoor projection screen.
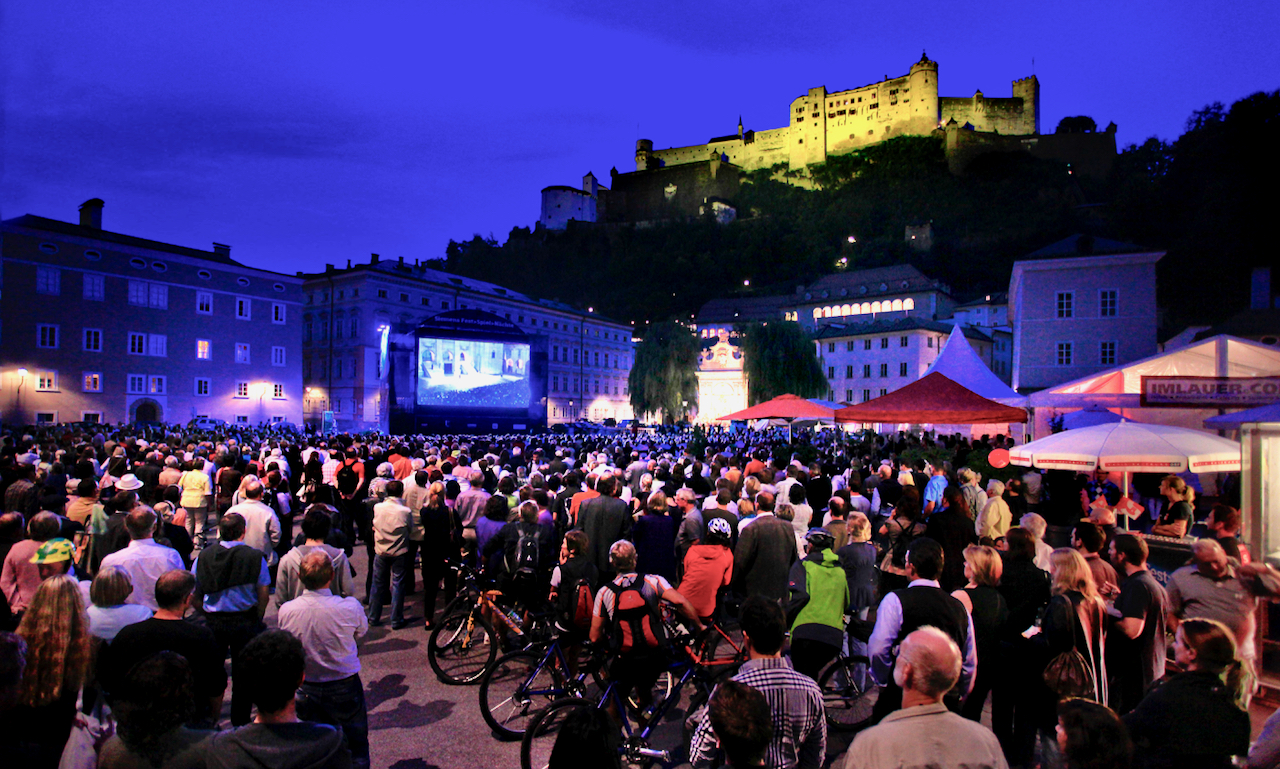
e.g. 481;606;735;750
416;337;531;410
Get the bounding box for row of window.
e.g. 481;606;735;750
813;298;916;320
549;375;627;396
1056;341;1117;366
836;388;891;403
552;346;627;368
827;362;912;379
35;267;286;321
36;326;285;366
821;335;942;354
25;371;287;398
1056;290;1118;319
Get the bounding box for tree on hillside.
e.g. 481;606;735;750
738;322;828;405
628;321;700;423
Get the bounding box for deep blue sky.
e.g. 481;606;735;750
2;1;1276;277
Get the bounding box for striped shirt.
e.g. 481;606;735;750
689;656;826;769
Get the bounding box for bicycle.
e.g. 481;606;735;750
519;632;725;769
427;567;553;685
816;648;876;731
477;632;604;740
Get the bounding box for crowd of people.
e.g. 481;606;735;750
0;419;1273;769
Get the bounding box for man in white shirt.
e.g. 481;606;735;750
278;550;370;768
100;506;185;610
226;481;281;565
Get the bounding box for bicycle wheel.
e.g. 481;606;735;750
818;654;876;730
479;650;569;740
520;697;600;769
428;609;497;684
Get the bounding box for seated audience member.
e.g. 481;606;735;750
86;566;153;642
99;651;213;769
206;630;353;769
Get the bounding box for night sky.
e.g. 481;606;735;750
2;1;1276;277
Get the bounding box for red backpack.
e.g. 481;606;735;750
604;576;668;655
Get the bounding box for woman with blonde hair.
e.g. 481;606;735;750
1039;548;1108;704
1151;475;1195;538
1124;618;1250;769
13;575;92;767
86;566;152;642
419;479;457;630
953;545;1009;721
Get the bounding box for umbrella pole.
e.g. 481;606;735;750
1123;471;1130;532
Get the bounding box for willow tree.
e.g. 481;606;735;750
739;321;827;405
628;321;699;423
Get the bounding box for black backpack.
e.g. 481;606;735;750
556;557;598;632
890;520;925;568
335;461;360;497
508;523;540;579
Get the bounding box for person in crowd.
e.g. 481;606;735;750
475;494;511;575
733;491;798;603
824;497;849;550
1;511;62;617
1107;533;1168;715
787;528;850;679
1165;539;1257;665
64;478;98;527
12;575;91;768
690;595;824;769
102;569;227;726
868;537;977;722
706;680;774;769
878;487;926;594
0;630;40;764
483;499;556;608
178;457;212;545
679;517;734;623
368;479;413;629
951;545;1009;722
418;480;458;630
977;480;1012;545
99;506;185;610
576;475;632;583
278;550;370;769
85;565;152;642
1204;504;1248;563
1150;475;1195;538
98;651;213;769
206;630;353;769
632;490;678;583
922;462;949;515
455;468;492;549
840;626;1007;769
1123;618;1250;769
1055;698;1132;769
1074;521;1120;597
958;468;985;522
276;508;354;607
927;486;978;592
192;512;270;726
1083;468;1122;513
991;526;1052;762
836;510;879;654
1019;513;1053;571
226;481;282;566
673;487;705;569
1034;550;1108;730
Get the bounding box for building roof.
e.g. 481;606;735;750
800;263;948;302
812;317;991;342
696;293;793;324
541;185;591;195
3;213;241;266
1192;308;1280;342
954;291;1008;309
1024;234;1150;259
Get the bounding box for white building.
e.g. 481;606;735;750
1010;235;1163;393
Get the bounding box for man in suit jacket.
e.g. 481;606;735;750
575;474;632;583
731;491;797;602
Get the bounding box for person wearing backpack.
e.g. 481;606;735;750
333;450;364;549
484;500;555;608
589;540;704;724
548;530;597;676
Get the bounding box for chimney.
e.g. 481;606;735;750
325;263;334;273
1252;267;1272;310
79;198;104;229
398;256;404;265
346;259;352;268
371;253;380;264
212;243;231;258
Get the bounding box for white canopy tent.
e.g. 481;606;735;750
926;325;1026;406
1026;335;1280;437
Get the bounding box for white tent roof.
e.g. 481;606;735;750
1028;335;1280;409
926;325;1026;405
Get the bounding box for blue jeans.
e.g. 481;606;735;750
368;552;410;625
297;673;369;769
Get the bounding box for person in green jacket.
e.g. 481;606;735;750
787;528;850;679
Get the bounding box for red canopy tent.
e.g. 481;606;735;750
834;372;1028;425
718;394;840;441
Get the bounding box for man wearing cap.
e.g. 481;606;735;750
786;528;850;679
1;512;63;614
99;507;184;610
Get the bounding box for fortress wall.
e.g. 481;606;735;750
941;96;1035;135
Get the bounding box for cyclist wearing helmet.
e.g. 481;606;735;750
786;527;850;679
678;516;735;622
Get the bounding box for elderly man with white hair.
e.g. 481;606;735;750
975;480;1011;544
1019;513;1053;571
840;626;1007;769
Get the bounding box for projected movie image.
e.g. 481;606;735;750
416;337;531;409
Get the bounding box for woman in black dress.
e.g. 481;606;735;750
953;544;1009;721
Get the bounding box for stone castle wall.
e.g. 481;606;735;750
639;55;1038;178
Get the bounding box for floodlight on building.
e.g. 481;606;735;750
16;368;27;378
743;279;750;286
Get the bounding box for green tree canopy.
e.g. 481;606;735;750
738;322;828;405
628;321;699;423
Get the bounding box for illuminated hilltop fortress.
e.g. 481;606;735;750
635;52;1039;176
